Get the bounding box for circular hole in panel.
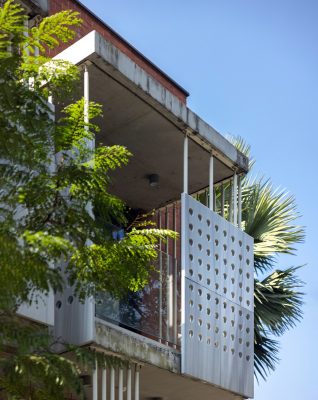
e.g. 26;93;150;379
223;273;227;280
198;229;202;236
198;259;202;266
231;348;235;355
223;230;227;237
189;284;193;291
246;245;250;252
215;298;219;305
207;308;211;315
239;352;243;358
67;296;74;304
223;331;227;338
246;272;250;279
223;302;227;309
198;304;202;311
189;330;193;338
246;355;251;362
231;250;235;256
215;239;219;246
189;254;193;261
246;327;250;334
215;254;219;261
215;224;219;232
223;316;227;323
246;341;250;347
189;208;193;215
239;338;243;344
223;259;227;266
231;236;235;243
246;313;250;320
239;282;243;288
215;268;219;275
215;326;219;334
231;263;235;271
239;324;243;331
207;278;211;285
198;273;202;281
247;259;250;265
246;300;251;306
198;334;202;341
223;345;227;352
198;244;202;251
189;315;194;322
223;287;227;294
56;300;62;309
231;305;235;313
239;240;243;247
198;214;202;221
231;334;235;341
189;269;193;276
223;244;227;251
189;224;193;231
206;249;211;256
239;268;243;275
214;341;219;348
231;320;235;327
207;264;211;271
239;254;243;261
239;310;243;316
215;312;219;319
246;286;250;293
207;338;211;345
189;300;194;307
207;293;211;300
231;292;235;299
207;219;211;227
207;323;211;330
239;296;243;302
231;278;235;284
215;283;219;290
189;239;193;246
207;234;211;241
198;289;202;296
198;319;202;326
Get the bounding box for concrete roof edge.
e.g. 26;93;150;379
54;31;249;174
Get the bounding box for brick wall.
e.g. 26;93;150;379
48;0;188;103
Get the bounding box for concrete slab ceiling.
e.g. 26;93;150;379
55;31;249;211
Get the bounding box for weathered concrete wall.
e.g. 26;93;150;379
95;319;181;373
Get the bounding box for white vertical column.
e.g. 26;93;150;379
183;134;188;194
118;368;123;400
93;360;98;400
221;184;225;217
127;366;132;400
134;365;140;400
238;175;242;229
110;367;115;400
84;63;89;129
173;203;178;348
233;173;238;226
102;368;107;400
209;155;214;210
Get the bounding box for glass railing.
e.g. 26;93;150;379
95;251;181;348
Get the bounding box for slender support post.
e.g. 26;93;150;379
238;175;242;229
209;155;214;211
233;173;238;226
110;367;115;400
118;368;123;400
183;135;188;194
93;360;98;400
127;366;132;400
134;365;140;400
173;203;178;348
84;63;89;129
102;368;107;400
221;184;225;217
158;211;162;343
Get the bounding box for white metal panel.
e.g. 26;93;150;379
181;193;254;398
17;289;54;326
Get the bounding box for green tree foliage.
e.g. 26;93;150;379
0;1;176;397
229;137;305;380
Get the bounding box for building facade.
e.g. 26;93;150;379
18;1;254;399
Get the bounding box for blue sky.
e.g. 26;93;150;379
82;1;318;398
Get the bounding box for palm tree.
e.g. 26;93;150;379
231;138;305;380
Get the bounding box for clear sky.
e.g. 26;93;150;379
81;1;318;398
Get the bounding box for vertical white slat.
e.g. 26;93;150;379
134;366;140;400
221;184;225;217
127;366;132;400
173;203;178;348
183;135;188;194
93;360;98;400
209;155;214;210
166;206;171;345
110;367;115;400
238;175;242;229
84;64;89;128
118;368;123;400
158;210;163;343
102;368;107;400
233;173;238;226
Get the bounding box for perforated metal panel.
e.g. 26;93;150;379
181;193;254;398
